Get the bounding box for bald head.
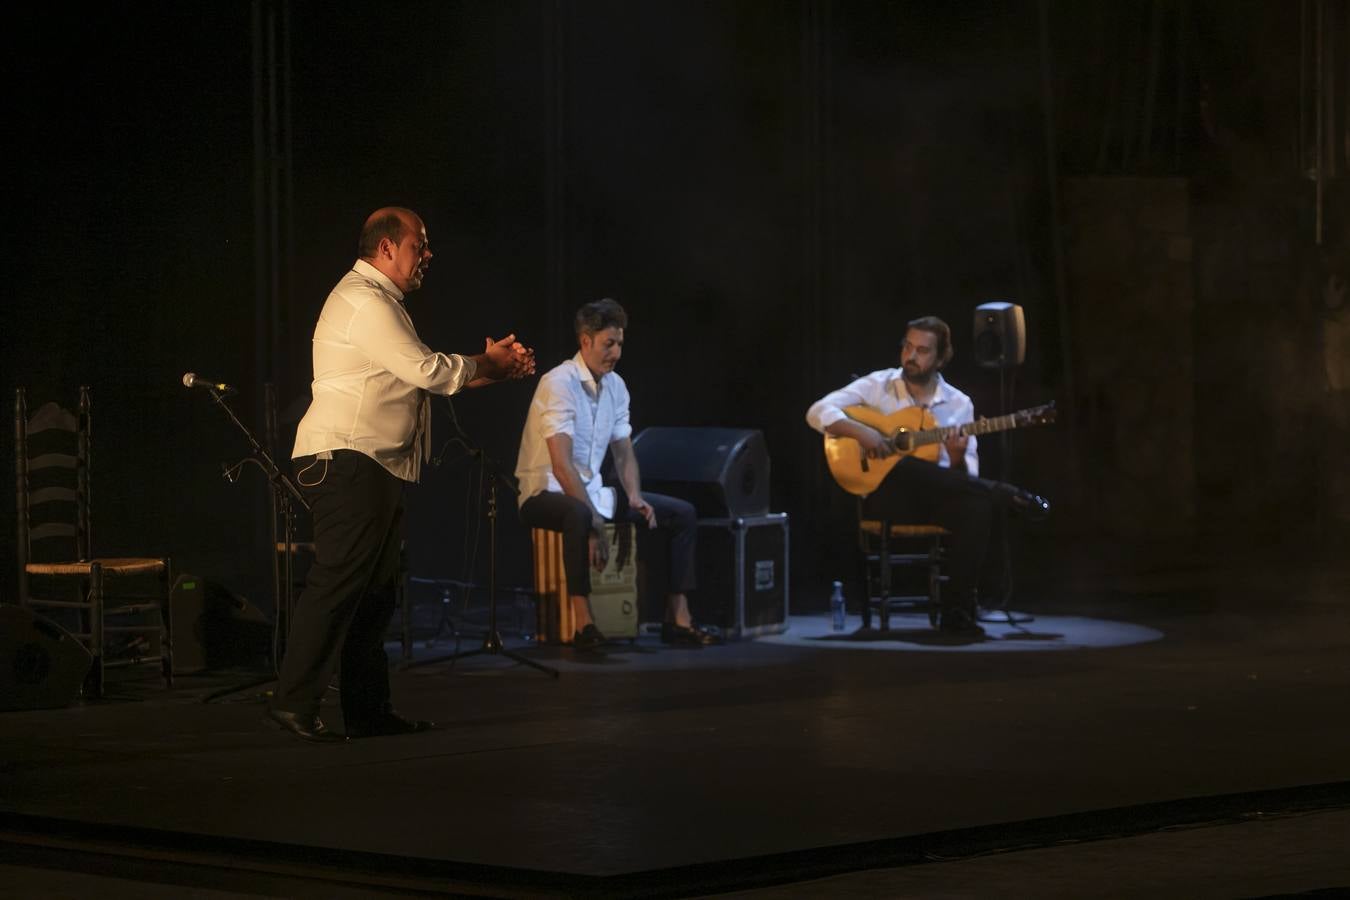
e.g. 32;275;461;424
358;207;432;294
358;207;419;259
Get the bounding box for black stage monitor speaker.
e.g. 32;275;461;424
171;575;272;673
632;427;770;519
0;605;93;710
973;301;1026;369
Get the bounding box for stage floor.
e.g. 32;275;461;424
2;553;1349;896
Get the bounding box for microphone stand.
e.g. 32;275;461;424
197;385;312;702
405;443;557;678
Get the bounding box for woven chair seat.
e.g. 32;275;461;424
858;521;950;538
26;557;167;577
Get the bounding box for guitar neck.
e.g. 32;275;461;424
911;412;1027;448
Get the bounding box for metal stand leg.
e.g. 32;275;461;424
404;474;557;678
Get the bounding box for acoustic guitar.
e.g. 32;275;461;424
823;402;1056;496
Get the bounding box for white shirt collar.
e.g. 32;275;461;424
352;258;404;302
570;352;605;392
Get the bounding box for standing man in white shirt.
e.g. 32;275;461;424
269;206;535;743
515;298;720;649
806;316;995;636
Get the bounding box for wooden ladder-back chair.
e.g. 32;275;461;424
858;501;949;631
15;386;173;698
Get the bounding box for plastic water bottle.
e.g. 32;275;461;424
830;580;846;632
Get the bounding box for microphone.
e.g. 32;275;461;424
182;372;236;394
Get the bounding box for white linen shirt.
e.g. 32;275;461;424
805;369;980;475
291;258;477;482
514;353;633;518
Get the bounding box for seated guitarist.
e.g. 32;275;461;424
806;315;1011;636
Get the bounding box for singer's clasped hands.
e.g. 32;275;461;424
482;334;536;380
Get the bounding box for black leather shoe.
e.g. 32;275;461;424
267;708;348;743
1015;491;1051;521
345;711;434;738
993;483;1050;521
660;622;723;646
573;623;607;650
938;609;986;637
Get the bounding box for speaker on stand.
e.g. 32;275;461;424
973;301;1033;625
974;301;1026;371
974;301;1028;479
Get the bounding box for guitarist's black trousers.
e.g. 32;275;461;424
862;457;994;612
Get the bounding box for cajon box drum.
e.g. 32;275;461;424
532;523;638;643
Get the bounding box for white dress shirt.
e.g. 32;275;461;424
805;369;980;475
515;353;632;518
292;258;477;482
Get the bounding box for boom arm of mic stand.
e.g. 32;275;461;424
207;388;309;511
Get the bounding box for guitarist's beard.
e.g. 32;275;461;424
902;362;938;387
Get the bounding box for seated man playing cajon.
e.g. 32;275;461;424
515;298;720;649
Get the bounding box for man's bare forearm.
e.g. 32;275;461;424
612;446;641;501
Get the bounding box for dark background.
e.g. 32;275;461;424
4;1;1347;618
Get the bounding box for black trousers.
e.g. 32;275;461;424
519;490;697;599
273;450;404;724
862;457;993;610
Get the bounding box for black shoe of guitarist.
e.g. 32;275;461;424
992;482;1050;522
938;608;986;638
